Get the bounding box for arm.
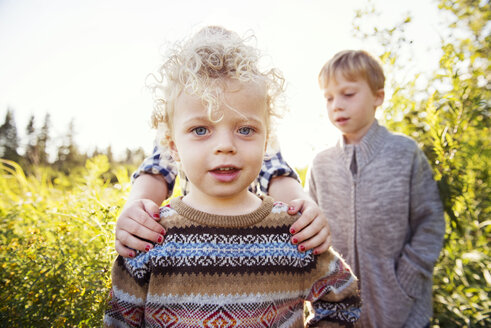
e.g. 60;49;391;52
115;146;177;258
396;149;445;298
305;249;361;327
104;255;149;327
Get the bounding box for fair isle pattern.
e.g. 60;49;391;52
105;287;145;328
271;201;289;213
159;204;175;218
121;225;316;284
143;293;304;328
306;257;361;326
306;257;356;300
105;197;361;327
309;296;362;327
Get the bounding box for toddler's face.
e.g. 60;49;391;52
169;80;268;204
322;73;384;144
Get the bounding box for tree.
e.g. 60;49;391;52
25;114;39;166
105;145;114;164
37;113;51;165
124;147;147;166
0;109;20;162
353;0;490;326
55;119;84;171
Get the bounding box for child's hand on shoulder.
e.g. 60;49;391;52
288;198;331;255
115;199;166;258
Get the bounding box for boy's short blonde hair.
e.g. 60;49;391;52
148;26;285;145
318;50;385;94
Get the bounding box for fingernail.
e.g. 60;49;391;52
290;228;296;234
145;245;151;252
299;245;305;252
129;251;135;258
292;238;298;244
161;229;166;235
153;213;160;218
288;206;294;211
157;235;163;243
313;250;318;255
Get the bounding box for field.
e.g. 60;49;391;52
1;154;489;327
0;156;120;327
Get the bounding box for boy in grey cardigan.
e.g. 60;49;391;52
308;50;445;328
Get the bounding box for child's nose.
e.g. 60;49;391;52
332;98;343;111
213;131;237;154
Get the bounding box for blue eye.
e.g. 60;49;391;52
238;127;253;135
192;127;208;136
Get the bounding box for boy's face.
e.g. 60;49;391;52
322;73;384;144
170;80;268;207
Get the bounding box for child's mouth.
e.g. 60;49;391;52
209;167;240;182
336;117;349;124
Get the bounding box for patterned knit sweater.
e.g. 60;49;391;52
104;196;361;328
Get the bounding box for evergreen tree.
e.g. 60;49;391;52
0;109;20;162
55;119;83;171
105;145;114;164
37;113;51;165
124;147;147;166
25;114;39;166
124;148;134;165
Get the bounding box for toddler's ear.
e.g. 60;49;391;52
168;136;180;162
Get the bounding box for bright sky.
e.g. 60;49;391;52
0;0;443;168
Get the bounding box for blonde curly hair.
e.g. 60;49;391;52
147;26;285;145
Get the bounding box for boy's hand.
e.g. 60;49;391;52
115;199;166;258
288;198;331;255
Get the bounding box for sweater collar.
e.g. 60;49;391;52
169;196;274;228
337;120;387;172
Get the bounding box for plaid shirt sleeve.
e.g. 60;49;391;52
133;145;299;197
132;146;177;198
255;151;299;194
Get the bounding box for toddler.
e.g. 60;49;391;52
104;27;361;328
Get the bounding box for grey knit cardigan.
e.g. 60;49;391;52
308;120;445;328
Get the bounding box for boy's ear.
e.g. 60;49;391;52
168;136;180;162
374;89;385;107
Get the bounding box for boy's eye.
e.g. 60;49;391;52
237;127;254;135
192;127;208;136
344;92;355;97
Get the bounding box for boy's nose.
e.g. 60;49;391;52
213;131;237;154
332;98;343;111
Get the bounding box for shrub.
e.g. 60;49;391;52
0;156;130;327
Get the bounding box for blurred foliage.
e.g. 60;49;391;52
0;1;489;327
0;155;131;327
353;0;490;326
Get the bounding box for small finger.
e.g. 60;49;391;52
291;216;321;245
125;209;166;236
312;234;332;255
116;228;160;253
289;209;316;235
115;240;137;258
296;227;330;252
287;199;303;215
141;200;161;221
